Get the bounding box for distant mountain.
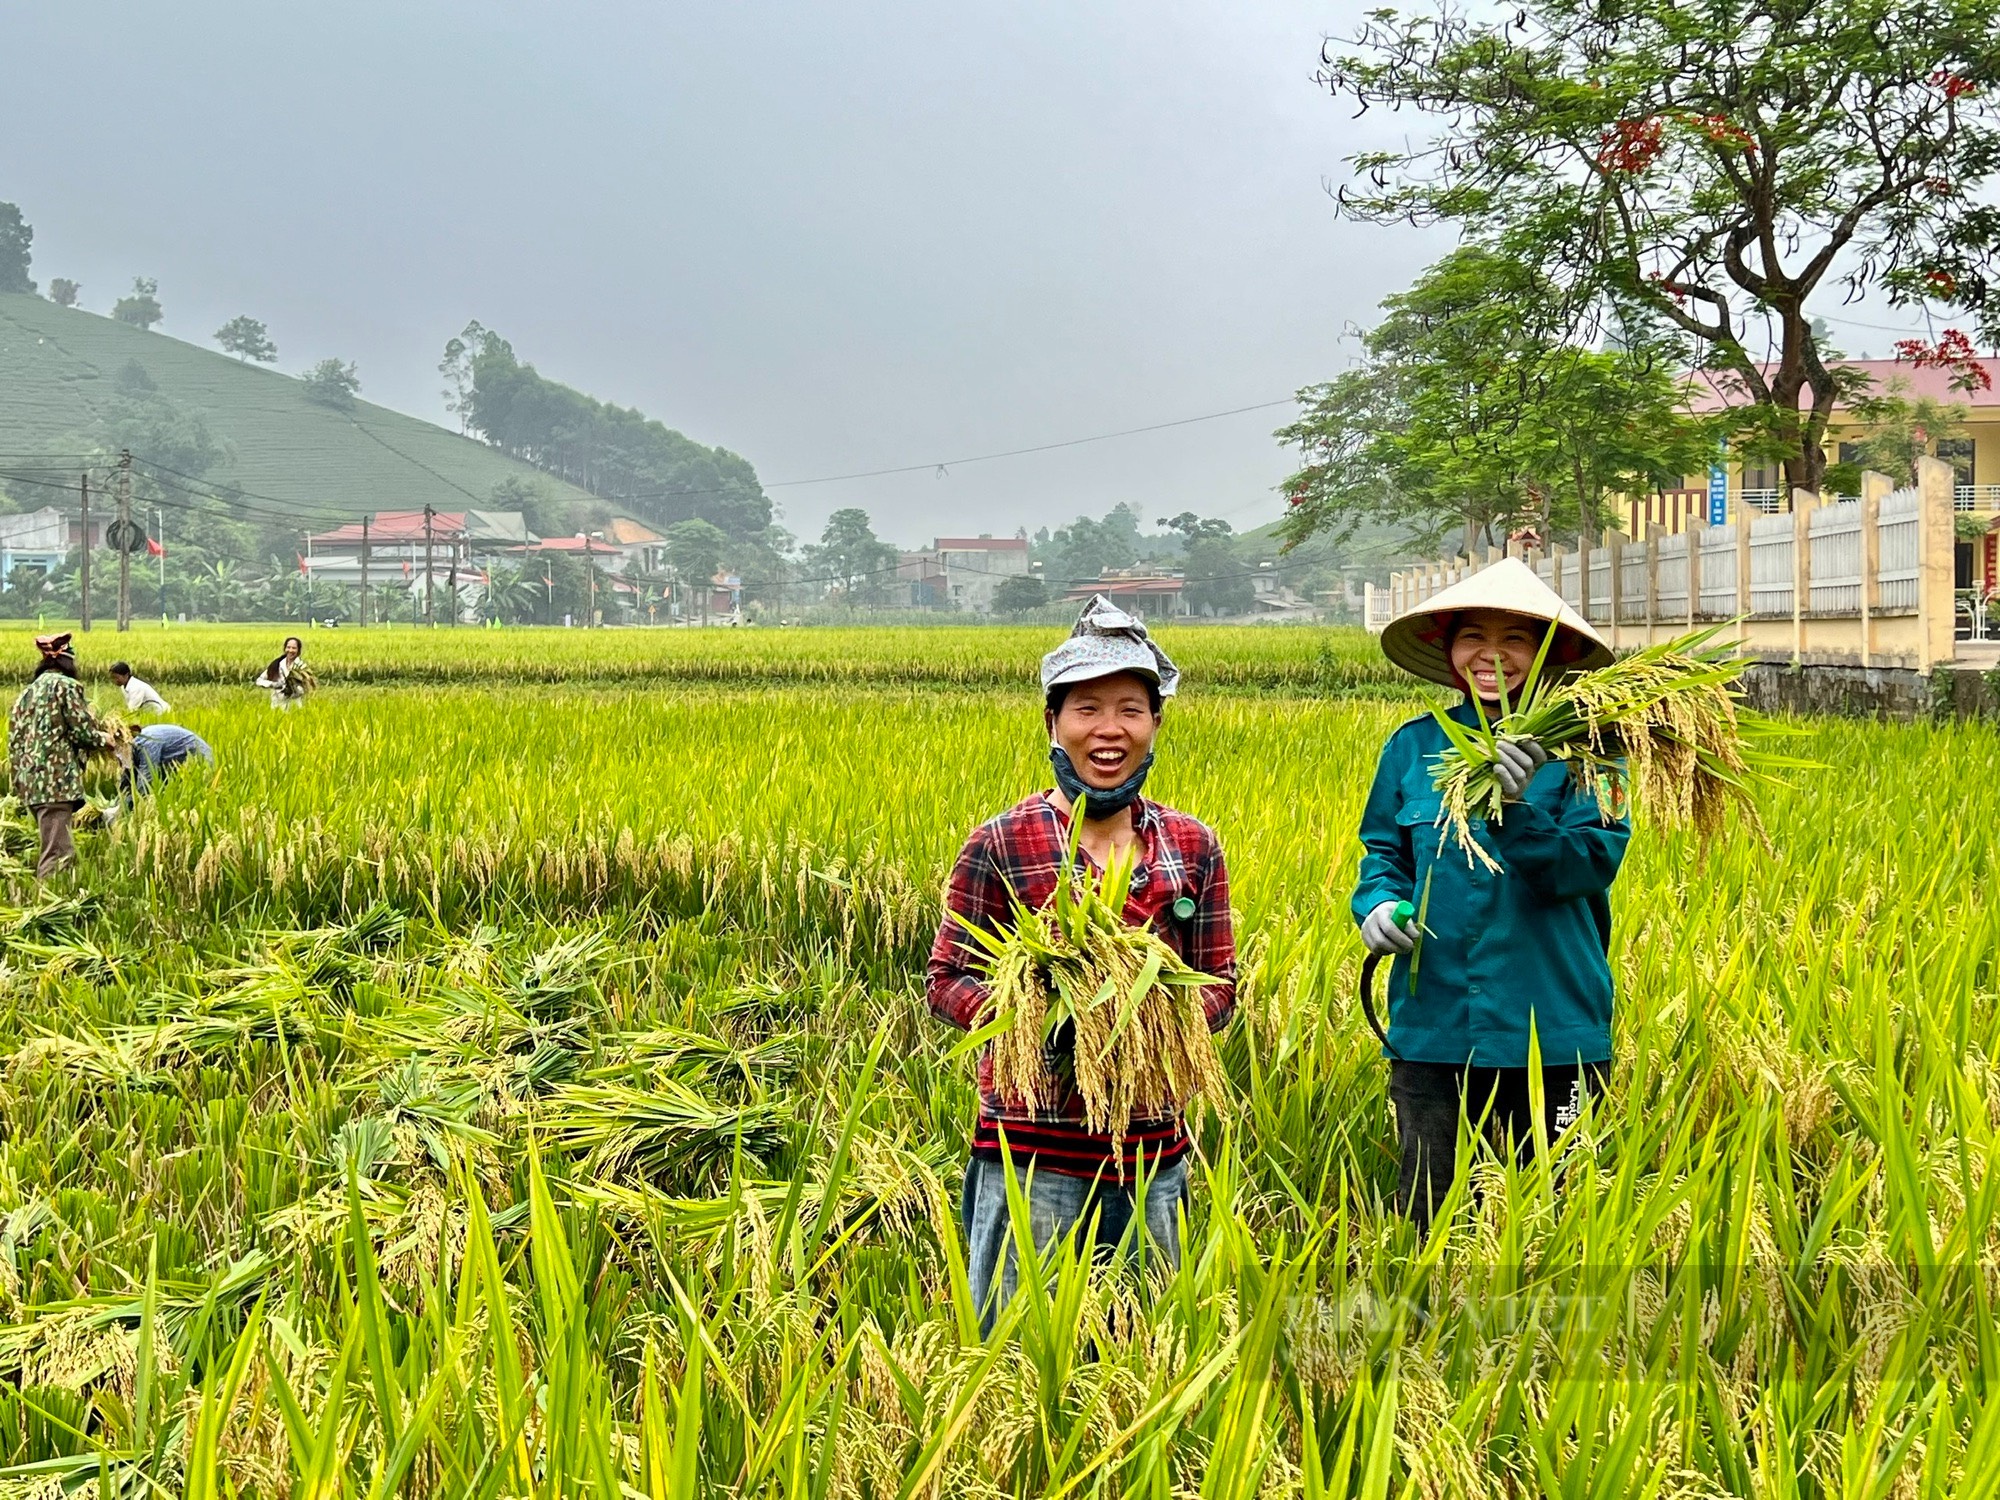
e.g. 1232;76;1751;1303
0;292;595;527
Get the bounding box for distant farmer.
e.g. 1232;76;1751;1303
1354;559;1624;1234
121;723;213;802
7;633;115;879
930;597;1235;1332
254;636;311;709
109;661;171;716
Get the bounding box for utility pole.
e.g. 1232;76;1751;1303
423;505;436;627
78;473;92;633
303;530;315;623
116;450;133;633
585;538;597;626
359;514;371;626
447;540;460;627
156;506;166;624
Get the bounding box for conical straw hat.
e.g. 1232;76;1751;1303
1381;556;1612;689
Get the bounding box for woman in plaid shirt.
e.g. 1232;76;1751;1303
929;597;1235;1332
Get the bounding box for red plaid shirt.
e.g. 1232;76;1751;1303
928;793;1236;1179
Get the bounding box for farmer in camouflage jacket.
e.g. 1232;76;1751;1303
7;634;114;878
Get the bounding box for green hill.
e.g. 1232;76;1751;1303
0;292;596;525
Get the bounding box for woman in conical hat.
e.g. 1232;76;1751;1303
1353;558;1626;1234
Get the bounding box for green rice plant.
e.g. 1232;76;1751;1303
0;637;1988;1494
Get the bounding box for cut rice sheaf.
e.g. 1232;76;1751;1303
954;811;1227;1163
1430;623;1804;872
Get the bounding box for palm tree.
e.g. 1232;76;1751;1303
478;562;537;624
204;559;246;620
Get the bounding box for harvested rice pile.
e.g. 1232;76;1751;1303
1430;625;1800;870
958;835;1225;1153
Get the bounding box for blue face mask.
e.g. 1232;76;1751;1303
1049;744;1155;819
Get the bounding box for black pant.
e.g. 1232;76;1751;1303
1388;1059;1609;1234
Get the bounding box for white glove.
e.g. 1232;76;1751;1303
1360;900;1417;956
1493;737;1548;800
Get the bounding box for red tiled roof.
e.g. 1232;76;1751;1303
1688;358;2000;413
934;536;1029;551
309;511;466;546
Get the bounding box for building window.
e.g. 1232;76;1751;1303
1836;442;1866;467
1936;438;1976;484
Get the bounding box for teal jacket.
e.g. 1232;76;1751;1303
1351;703;1628;1068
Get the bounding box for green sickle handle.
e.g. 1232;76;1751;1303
1358;899;1418;1058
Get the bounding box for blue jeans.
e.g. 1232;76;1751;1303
960;1154;1188;1336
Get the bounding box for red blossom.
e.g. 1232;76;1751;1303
1926;269;1959;296
1688;112;1755;151
1931;69;1977;100
1596;116;1664;173
1893;328;1993;392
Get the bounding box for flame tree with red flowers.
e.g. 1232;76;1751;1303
1316;0;2000;499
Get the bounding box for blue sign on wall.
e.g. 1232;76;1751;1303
1707;465;1729;527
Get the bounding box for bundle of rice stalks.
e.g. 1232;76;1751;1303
541;1078;789;1189
1430;624;1803;871
5;891;102;945
956;816;1225;1153
93;714;135;758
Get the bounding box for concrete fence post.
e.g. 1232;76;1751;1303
1916;455;1957;671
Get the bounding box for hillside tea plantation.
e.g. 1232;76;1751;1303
0;623;1993;1497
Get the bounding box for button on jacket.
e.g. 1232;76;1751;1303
1351;703;1628;1068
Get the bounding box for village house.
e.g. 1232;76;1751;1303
896;535;1029;612
0;507;99;588
1621;357;2000;534
1061;569;1188;619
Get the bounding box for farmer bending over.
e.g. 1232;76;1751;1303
1355;559;1626;1234
930;597;1235;1333
7;634;116;879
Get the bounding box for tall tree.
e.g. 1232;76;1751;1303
805;508;899;603
448;323;772;540
439;320;485;433
1033;503;1162;584
112;277;163;330
0;204;31;294
111;280;162;334
215;315;278;363
664;518;727;623
993;574;1050;613
300;358;361;408
47;278;78;308
1160;513;1256;615
1278;249;1716;552
1322;0;2000;494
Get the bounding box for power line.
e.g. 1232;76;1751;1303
757;399;1299;489
429;397;1301;509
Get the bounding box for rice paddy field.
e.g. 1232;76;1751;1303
0;622;1994;1498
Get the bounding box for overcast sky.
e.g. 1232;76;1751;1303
0;1;1932;547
